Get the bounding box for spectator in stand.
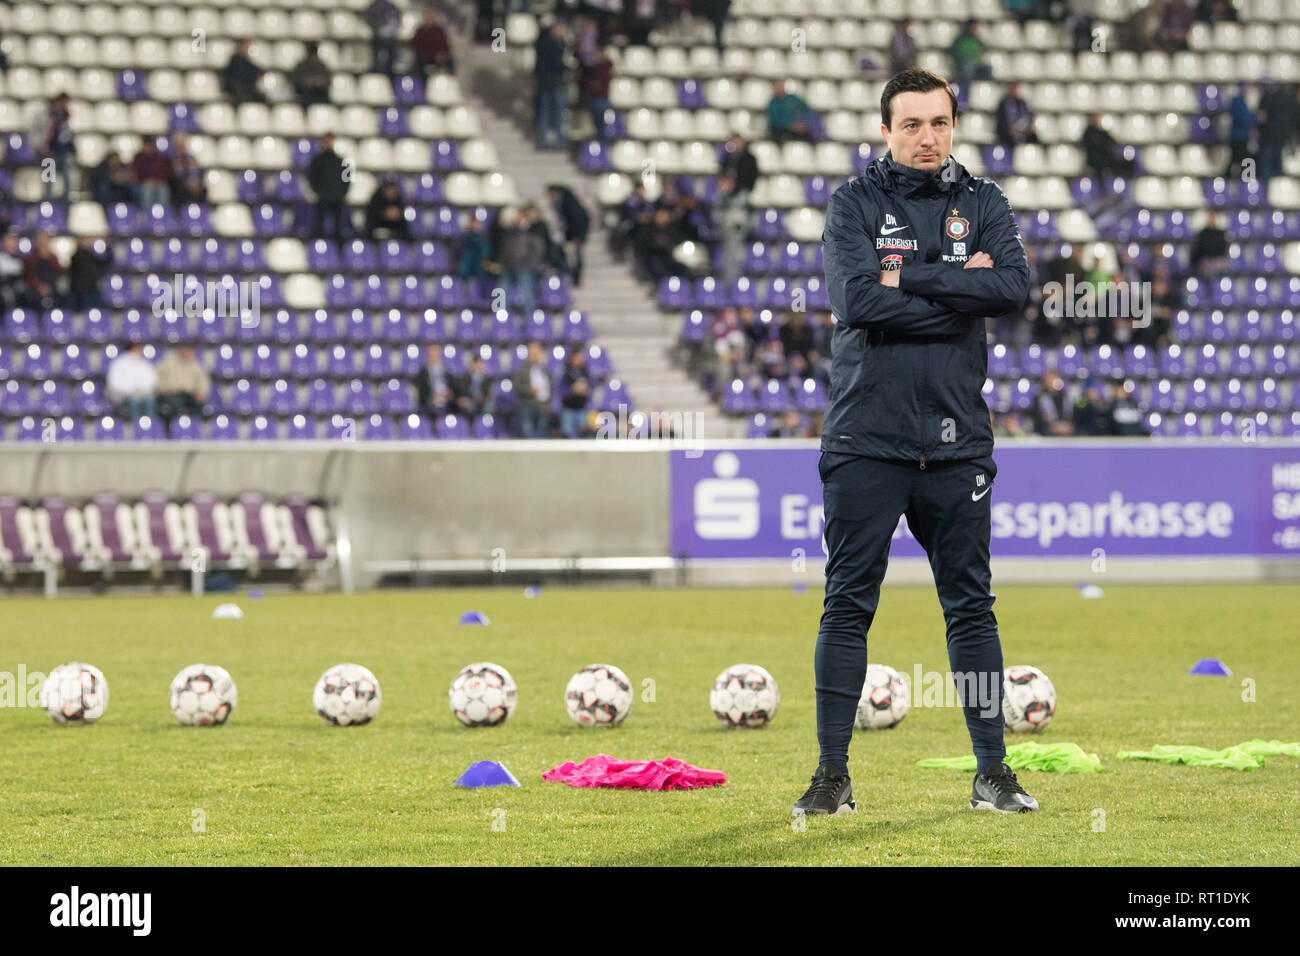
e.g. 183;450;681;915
574;17;599;102
779;311;815;361
993;411;1027;437
788;351;827;388
455;353;495;419
1139;261;1180;346
697;0;732;55
583;45;614;143
23;231;64;309
365;0;401;76
719;132;758;200
37;93;75;207
1081;113;1136;180
1189;211;1228;278
1032;371;1074;436
68;237;112;311
995;82;1038;146
413;7;456;75
1071;377;1113;435
889;19;918;74
534;21;570;151
512;340;553;438
1045;242;1083;293
292;42;333;105
364;177;413;241
1225;84;1256;179
547;183;590;286
1155;0;1194;52
559;349;592;437
522;201;562;274
612;181;653;261
168;134;207;207
132;139;171;209
474;0;494;44
221;39;266;104
950;20;993;89
636;207;687;281
1002;0;1035;24
766;80;815;144
154;345;211;429
106;343;158;421
738;307;765;361
758;339;786;379
498;209;547;316
0;181;14;236
90;151;135;208
1109;380;1148;435
1257;79;1297;186
457;215;494;280
768;410;807;438
415;344;455;419
0;233;27;311
308;134;350;243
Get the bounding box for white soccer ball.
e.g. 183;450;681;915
1003;665;1056;733
855;663;909;730
710;663;780;728
564;663;632;727
450;662;518;727
313;663;382;726
169;664;238;726
40;662;109;725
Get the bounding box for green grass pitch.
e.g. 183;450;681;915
1;583;1297;866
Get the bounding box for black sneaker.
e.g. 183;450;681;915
970;762;1040;813
792;764;857;816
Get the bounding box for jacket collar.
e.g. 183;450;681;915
872;151;967;197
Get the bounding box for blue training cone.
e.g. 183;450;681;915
792;583;808;593
1189;658;1232;676
459;610;490;625
523;586;540;598
454;761;521;788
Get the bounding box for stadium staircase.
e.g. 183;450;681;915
458;30;733;438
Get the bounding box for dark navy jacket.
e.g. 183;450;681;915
820;152;1029;465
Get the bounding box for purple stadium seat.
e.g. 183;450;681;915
360;413;391;440
94;414;124;441
37;379;69;415
381;378;414;413
471;413;501;440
289;343;319;378
398;343;424;375
436;413;470;440
206;413;239;440
247;415;278;440
303;378;335;415
722;379;755;415
397;412;432;439
267;379;298;415
169;414;201;440
393;74;425;104
282;493;329;560
1177;412;1204;438
132;415;165;440
343;378;377;415
0;493;39;565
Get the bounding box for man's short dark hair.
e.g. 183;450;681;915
880;69;960;130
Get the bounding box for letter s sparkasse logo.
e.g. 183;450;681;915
693;452;760;540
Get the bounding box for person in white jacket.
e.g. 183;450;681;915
105;344;158;421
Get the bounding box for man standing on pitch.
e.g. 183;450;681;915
793;69;1038;816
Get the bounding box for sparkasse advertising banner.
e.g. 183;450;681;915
670;444;1300;559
